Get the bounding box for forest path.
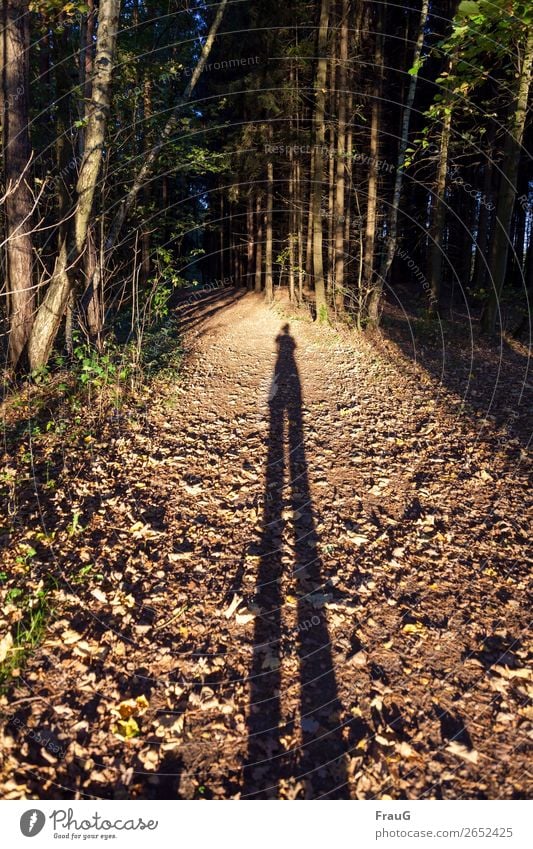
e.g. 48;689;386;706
2;291;530;800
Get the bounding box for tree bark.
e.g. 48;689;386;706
428;63;454;313
246;193;254;290
305;149;315;287
254;194;263;293
472;130;495;295
3;0;34;368
333;0;349;313
288;150;295;302
311;0;331;321
265;158;274;302
27;0;120;370
481;26;533;334
362;8;382;323
368;0;429;324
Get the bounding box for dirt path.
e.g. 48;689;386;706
1;292;531;799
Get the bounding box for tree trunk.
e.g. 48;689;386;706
296;159;304;302
327;125;335;294
3;0;34;368
246;193;254;290
343;90;353;287
428;72;453;313
481;27;533;334
305;150;315;288
78;0;95;157
265;158;274;303
512;233;533;338
334;0;349;313
27;0;120;370
362;9;382;324
472;135;495;294
368;0;429;324
288;150;295;302
311;0;331;321
254;194;263;293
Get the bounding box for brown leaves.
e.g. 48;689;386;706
112;696;150;740
1;296;531;800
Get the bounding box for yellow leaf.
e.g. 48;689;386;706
115;717;140;739
402;622;426;635
135;695;149;713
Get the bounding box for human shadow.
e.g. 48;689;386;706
242;324;349;799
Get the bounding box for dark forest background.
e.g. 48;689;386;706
1;0;532;374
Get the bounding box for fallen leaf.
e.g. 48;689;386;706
446;741;478;764
0;632;13;663
115;717;140;739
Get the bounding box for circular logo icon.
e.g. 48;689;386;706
20;809;46;837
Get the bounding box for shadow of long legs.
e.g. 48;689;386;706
243;325;348;798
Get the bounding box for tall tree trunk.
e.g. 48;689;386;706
326;37;336;295
140;76;153;288
428;65;454;313
219;191;224;279
368;0;429;324
472;135;495;294
246;192;254;290
288;150;295;302
343;90;353;289
254;194;263;293
512;233;533;338
481;27;533;333
54;27;77;352
311;0;331;320
362;7;382;322
265;158;274;302
3;0;34;368
334;0;349;313
296;159;304;302
327;126;335;294
27;0;120;370
305;150;314;288
78;0;95;157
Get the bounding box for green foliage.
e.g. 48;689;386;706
144;248;188;324
71;334;130;390
139;321;183;380
0;582;54;691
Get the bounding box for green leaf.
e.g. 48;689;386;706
458;0;480;16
